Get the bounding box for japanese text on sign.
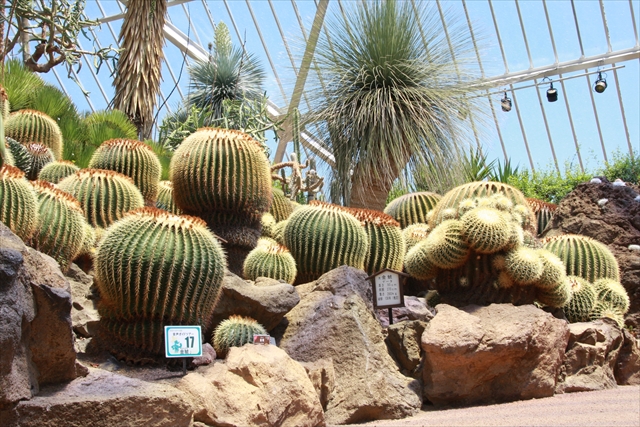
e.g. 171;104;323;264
164;326;203;358
375;273;401;307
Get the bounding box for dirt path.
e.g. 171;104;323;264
354;386;640;426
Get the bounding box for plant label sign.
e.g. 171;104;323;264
368;269;407;309
253;334;271;345
164;326;202;358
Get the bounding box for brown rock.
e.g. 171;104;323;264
299;358;336;411
65;264;100;338
422;304;569;407
190;343;216;368
176;344;325;427
615;328;640;385
376;296;434;327
3;368;193;427
386;320;428;379
279;266;422;425
556;319;624;393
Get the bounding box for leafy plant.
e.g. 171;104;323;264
461;147;495;183
491;158;520;183
506;162;592;204
599;151;639;184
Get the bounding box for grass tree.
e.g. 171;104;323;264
308;0;486;210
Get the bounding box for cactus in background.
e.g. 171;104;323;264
0;165;39;241
89;139;162;204
24;143;55;180
38;160;81;184
592;278;630;314
243;238;297;283
402;223;431;251
542;234;620;283
270;187;294;222
563;275;597;323
5;109;63;159
589;300;625;328
75;222;97;261
526;197;557;236
384;191;441;228
284;203;368;284
170;127;272;274
155;180;181;214
58;169;145;228
95;208;227;362
5;137;31;175
271;219;288;246
260;212;277;239
29;181;86;271
213;315;267;358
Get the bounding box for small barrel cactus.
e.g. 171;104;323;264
29;181;86;271
88;139;162;204
283;203;368;284
503;246;543;285
0;165;38;241
58;169;145;228
95;208;227;362
243;237;297;283
271;219;288;246
270;187;294;222
5;136;31;175
535;277;571;308
460;206;513;254
24;143;54;180
260;213;277;239
212;315;267;358
526;197;557;236
38;160;81;184
384;191;441;228
155;180;181;215
402;223;431;251
5;109;63;159
412;219;470;270
592;278;630;314
589;300;625;327
563;275;597;323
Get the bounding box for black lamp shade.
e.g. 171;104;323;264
595;79;607;93
546;86;558;102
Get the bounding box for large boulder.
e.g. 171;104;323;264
376;296;434;328
386;320;428;379
278;266;422;425
615;328;640;385
422;304;569;407
541;179;640;329
65;264;100;338
209;272;300;334
176;344;324;427
556;319;624;393
1;368;193;427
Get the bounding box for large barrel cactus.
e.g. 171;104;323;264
170;127;272;275
58;169;145;228
350;208;405;275
89;139;162;204
38;160;80;184
29;180;86;271
0;165;39;241
384;191;441;228
243;237;297;283
5;109;63;159
94;208;227;362
284;203;368;284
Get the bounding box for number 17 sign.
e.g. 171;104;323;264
164;326;203;358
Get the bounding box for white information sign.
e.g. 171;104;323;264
375;271;402;307
164;326;203;358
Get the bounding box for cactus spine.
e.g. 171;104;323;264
58;169;144;228
384;191;441;228
5;137;31;175
95;208;227;362
402;223;431;251
89;139;161;204
213;315;267;358
503;247;543;285
29;181;86;271
38;160;80;184
5;109;63;159
460;207;512;254
0;165;38;240
155;180;181;215
243;238;297;283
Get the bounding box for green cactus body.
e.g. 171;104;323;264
384;192;442;228
38;160;81;184
243;237;297;283
563;275;597;323
589;300;625;327
535;278;571;308
24;143;54;180
76;222;97;259
95;207;227;361
404;241;439;280
526;197;557;236
271;219;288;246
0;165;38;240
419;219;470;270
270;187;294;222
593;278;630;313
260;212;277;239
89;139;161;204
402;223;431;251
213;315;267;358
542;234;620;283
58;169;145;228
536;249;568;290
0;85;9;120
5;109;63;159
156;180;181;215
504;246;543;285
29;180;86;271
460;207;512;254
283;203;368;284
5;137;32;175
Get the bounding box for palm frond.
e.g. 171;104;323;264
1;58;45;111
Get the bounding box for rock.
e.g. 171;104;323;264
299;358;335;411
65;264;100;338
190;343;216;368
556;319;624;393
615;328;640;385
386;320;428;379
209;271;300;334
422;304;569;407
278;266;422;425
2;368;193;427
541;180;640;330
376;296;434;327
176;345;324;427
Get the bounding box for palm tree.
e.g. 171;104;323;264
308;0;486;210
112;0;167;140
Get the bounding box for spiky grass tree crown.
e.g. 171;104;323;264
384;192;442;228
38;160;80;184
5;109;63;159
58;168;144;228
89;138;161;203
95;207;227;362
29;181;86;271
0;165;39;241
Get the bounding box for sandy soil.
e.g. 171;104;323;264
354;386;640;427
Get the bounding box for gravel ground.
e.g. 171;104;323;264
354;386;640;427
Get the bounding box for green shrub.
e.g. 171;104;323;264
507;163;592;204
599;151;639;184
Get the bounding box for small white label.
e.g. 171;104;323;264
165;326;203;358
375;272;402;307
